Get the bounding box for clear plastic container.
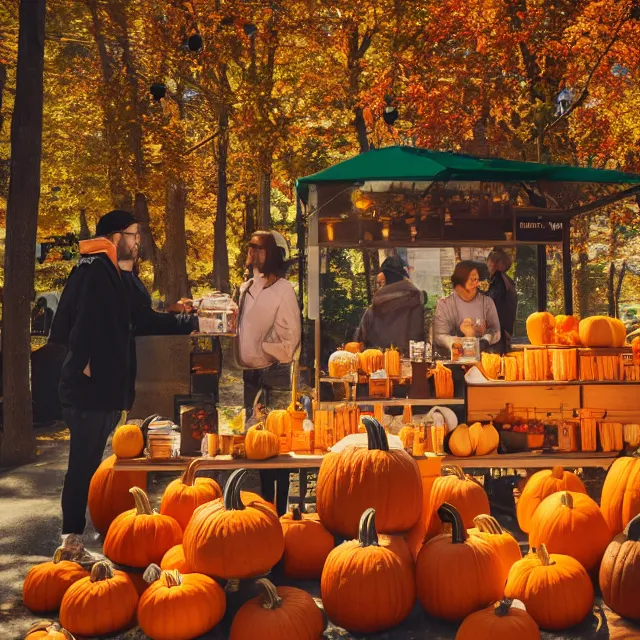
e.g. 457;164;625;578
197;293;238;334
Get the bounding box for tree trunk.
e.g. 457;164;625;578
244;194;257;239
163;177;191;303
614;261;627;319
608;262;616;317
213;91;230;293
0;0;46;466
0;62;6;131
258;168;271;229
79;208;90;239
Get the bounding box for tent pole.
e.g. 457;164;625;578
562;219;573;315
537;244;547;311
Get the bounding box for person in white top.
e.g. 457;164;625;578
237;230;301;514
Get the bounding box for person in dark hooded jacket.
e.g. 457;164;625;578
355;256;425;353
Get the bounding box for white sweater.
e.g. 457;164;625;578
237;272;301;370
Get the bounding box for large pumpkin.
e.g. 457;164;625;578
599;513;640;620
529;491;611;572
22;545;89;613
111;423;144;459
321;508;415;633
505;545;594;630
159;459;222;531
88;454;147;535
103;486;183;568
137;564;226;640
425;465;491;538
245;422;280;459
183;468;284;579
230;578;325;640
59;561;138;638
161;544;192;574
516;466;586;534
416;503;504;621
468;515;522;584
280;505;334;580
24;621;75;640
526;312;555;345
600;455;640;536
456;599;540;640
316;416;422;538
578;315;626;347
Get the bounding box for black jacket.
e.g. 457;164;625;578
487;271;517;338
49;244;132;411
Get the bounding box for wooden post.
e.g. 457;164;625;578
562;219;573;315
537;244;547;311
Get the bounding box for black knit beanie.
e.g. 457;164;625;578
381;255;407;285
95;210;138;237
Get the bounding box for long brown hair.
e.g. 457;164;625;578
251;231;286;278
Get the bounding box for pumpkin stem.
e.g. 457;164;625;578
358;508;379;547
26;621;76;640
551;466;565;479
437;503;467;544
130;486;154;515
162;569;183;588
53;533;86;564
624;513;640;541
223;468;248;511
535;544;554;566
441;464;466;480
473;515;505;535
257;578;283;610
560;492;574;509
143;563;162;584
181;458;204;487
361;416;390;452
494;599;513;617
290;505;303;521
90;561;115;583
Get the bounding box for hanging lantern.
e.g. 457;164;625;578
150;83;167;101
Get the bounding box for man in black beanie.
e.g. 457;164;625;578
49;209;139;545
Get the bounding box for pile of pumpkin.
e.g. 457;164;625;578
22;417;640;639
526;312;627;348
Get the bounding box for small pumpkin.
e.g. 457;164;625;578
280;505;334;580
579;315;626;347
455;599;540;640
22;544;89;613
554;314;580;345
448;423;474;457
516;466;587;534
321;508;415;633
384;345;401;377
159;458;222;531
468;514;522;584
599;513;640;620
449;422;499;457
245;422;280;459
111;423;145;459
24;621;75;640
183;468;284;579
316;416;422;538
416;503;504;621
161;544;192;574
230;578;325;640
88;454;147;535
103;486;183;568
398;425;414;451
59;561;138;637
505;545;594;630
526;312;555;345
600;455;640;536
328;349;359;378
137;564;226;640
529;491;611;572
359;348;384;375
265;409;290;437
344;341;364;354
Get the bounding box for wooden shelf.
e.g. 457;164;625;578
317;398;465;408
467;380;640;387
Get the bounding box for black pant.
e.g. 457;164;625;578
244;364;293;516
61;407;121;534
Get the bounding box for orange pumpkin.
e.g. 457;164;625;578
22;545;89;613
554;315;581;345
359;348;384;375
111;423;144;459
280;505;334;580
24;621;75;640
599;513;640;621
398;425;415;451
456;599;540;640
344;341;364;354
137;565;226;640
516;466;586;534
230;578;325;640
449;422;499;457
578;315;626;347
245;422;280;459
103;486;183;568
161;544;192;574
416;503;504;621
88;454;147;535
600;455;640;536
529;491;611;572
468;515;522;584
265;409;290;436
328;350;359;378
159;459;222;531
316;416;422;538
183;468;284;579
321;508;415;633
59;561;138;638
526;312;555;345
505;545;594;630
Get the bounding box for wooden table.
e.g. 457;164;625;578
113;451;618;472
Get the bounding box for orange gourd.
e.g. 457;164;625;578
111;423;144;459
456;599;540;640
554;315;581;345
600;455;640;536
449;422;499;457
161;544;192;574
344;341;364;354
265;409;290;436
578;315;626;347
245;422;280;459
526;312;555;345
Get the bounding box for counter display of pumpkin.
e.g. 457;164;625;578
448;422;499;457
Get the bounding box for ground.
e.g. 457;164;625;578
1;425;640;640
